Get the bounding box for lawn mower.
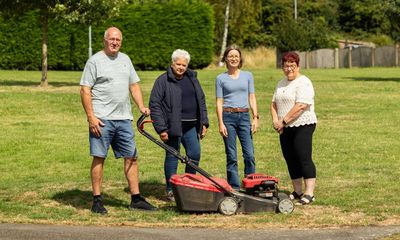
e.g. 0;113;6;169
137;114;294;215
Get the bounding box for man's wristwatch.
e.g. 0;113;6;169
253;114;259;119
282;119;287;126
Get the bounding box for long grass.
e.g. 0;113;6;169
0;67;399;228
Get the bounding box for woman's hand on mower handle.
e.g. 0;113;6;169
159;131;169;142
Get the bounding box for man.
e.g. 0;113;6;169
80;27;156;214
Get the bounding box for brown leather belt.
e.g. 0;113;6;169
223;107;249;113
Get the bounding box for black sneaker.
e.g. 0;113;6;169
91;198;108;214
129;196;157;211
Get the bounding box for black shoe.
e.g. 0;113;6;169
295;195;315;206
129;196;157;211
91;198;108;214
289;191;303;201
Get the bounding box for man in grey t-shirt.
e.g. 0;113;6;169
80;27;156;214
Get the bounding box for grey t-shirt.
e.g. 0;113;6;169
80;51;140;120
215;70;255;108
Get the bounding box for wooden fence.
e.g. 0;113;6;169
276;44;400;68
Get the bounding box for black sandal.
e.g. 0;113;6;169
296;195;315;205
289;191;303;200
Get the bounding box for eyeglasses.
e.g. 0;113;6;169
105;38;121;43
283;64;297;71
227;55;240;60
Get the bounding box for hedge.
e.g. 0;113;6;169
0;0;214;70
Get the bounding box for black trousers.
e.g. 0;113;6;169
279;124;316;180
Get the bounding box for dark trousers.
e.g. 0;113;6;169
279;124;316;180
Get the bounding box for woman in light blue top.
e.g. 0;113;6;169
215;45;259;190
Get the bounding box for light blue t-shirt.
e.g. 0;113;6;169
215;70;255;108
80;51;140;120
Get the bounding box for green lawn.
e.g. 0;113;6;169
0;68;399;228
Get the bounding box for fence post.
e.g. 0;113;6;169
305;51;310;69
371;46;375;67
395;43;399;67
334;48;339;69
348;46;352;68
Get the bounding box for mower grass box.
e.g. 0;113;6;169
170;174;232;212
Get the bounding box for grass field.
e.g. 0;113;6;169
0;67;399;228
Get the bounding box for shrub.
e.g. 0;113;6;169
0;0;214;70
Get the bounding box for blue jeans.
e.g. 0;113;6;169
164;123;200;191
222;112;255;190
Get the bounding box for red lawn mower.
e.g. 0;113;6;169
137;114;294;215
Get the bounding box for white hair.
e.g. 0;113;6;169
104;27;122;40
171;49;190;64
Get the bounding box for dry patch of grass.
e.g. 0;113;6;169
381;233;400;240
1;200;399;229
206;46;276;69
242;46;276;69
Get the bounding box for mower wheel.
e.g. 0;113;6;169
218;197;238;216
277;199;294;214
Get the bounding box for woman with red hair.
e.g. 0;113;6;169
270;52;318;205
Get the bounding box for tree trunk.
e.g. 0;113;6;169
218;0;231;67
40;7;49;87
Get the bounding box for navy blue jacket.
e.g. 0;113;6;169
149;67;209;137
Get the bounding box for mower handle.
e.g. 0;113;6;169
137;113;153;132
136;114;238;199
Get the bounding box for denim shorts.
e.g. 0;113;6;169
89;119;137;159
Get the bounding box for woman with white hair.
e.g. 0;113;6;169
149;49;209;201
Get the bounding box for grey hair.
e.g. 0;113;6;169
104;27;123;40
171;49;190;64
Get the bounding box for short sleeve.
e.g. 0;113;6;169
248;72;255;94
216;76;223;98
80;61;96;87
128;58;140;84
296;77;314;104
272;89;277;102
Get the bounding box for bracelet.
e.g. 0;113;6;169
282;119;287;125
253;114;259;119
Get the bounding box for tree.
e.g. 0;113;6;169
0;0;127;87
338;0;389;36
205;0;265;51
301;0;338;30
218;0;231;66
273;17;335;52
227;0;265;47
261;0;338;33
384;0;400;42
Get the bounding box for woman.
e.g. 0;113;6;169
216;45;259;190
149;49;209;201
270;52;318;205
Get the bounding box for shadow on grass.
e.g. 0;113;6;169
348;77;400;82
0;80;77;87
51;189;124;209
51;181;167;209
123;181;167;201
